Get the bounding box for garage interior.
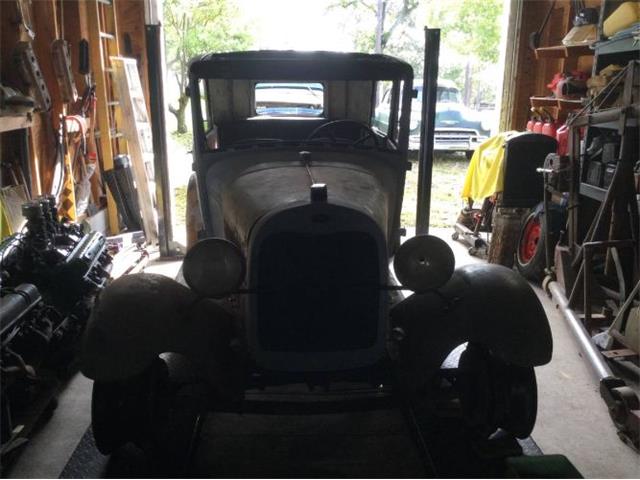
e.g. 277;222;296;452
1;0;639;478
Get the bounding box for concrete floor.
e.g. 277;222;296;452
6;229;640;478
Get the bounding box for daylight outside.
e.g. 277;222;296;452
162;0;507;246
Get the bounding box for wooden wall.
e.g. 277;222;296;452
1;0;149;224
501;0;599;131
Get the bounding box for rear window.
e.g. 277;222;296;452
255;82;324;117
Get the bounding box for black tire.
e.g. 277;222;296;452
457;344;538;439
516;208;561;282
91;358;168;454
465;150;474;160
148;381;208;477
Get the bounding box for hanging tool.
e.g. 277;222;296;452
529;1;555;50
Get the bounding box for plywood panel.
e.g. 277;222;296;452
116;0;151;116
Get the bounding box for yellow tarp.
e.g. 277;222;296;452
461;131;518;202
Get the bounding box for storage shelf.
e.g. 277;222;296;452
530;97;585;112
0;114;32;133
595;35;640;57
535;44;593;59
571;105;639;129
580;182;606;202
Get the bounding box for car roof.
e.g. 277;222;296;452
189;50;413;81
414;79;458;90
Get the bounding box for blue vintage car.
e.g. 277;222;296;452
374;79;491;158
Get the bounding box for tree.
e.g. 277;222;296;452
164;0;251;133
334;0;503;107
425;0;503;106
331;0;422;71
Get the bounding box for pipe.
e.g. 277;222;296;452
415;27;440;235
548;280;613;380
453;222;487;249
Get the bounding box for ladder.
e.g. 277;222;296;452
87;0;126;234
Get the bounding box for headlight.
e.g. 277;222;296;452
182;238;245;298
393;235;455;292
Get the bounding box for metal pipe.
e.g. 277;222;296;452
453;222;487;249
548;281;613;380
415;27;440;235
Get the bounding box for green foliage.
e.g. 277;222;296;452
164;0;251;132
170;130;193;150
331;0;503;106
428;0;503;64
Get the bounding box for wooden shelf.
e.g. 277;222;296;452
530;97;585;111
0;114;32;133
530;96;558;107
535;44;594;59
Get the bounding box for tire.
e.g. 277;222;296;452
148;381;208;476
465;150;474;160
516;208;561;282
91;358;168;454
457;343;538;439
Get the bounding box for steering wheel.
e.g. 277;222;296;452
306;120;379;148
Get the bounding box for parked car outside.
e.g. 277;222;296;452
373;79;491;158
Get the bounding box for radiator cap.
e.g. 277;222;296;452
310;183;327;202
394;235;455;292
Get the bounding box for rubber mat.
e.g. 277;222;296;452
60;412;542;478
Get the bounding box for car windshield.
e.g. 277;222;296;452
414;85;461;104
255;82;324;117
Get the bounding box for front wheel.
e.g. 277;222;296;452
457;343;538;439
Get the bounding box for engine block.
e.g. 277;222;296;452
0;195;112;457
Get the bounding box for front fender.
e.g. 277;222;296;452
81;273;239;394
391;264;552;391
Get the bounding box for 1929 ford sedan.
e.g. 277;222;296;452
81;51;553;475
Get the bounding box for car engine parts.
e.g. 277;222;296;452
0;195;111;463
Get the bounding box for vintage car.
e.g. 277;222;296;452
373;79;491;157
81;51;552;473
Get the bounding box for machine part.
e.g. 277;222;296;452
458;343;537;439
13;42;51;112
453;222;488;252
593;280;640;350
0;284;41;339
52;39;78;104
182;238;245;298
393;235;455;292
549;281;639;451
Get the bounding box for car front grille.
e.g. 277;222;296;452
255;231;380;353
435;130;478;143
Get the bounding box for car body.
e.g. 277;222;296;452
81;51;552;472
373;79;491;155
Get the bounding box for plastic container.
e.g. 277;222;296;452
603;2;640;37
